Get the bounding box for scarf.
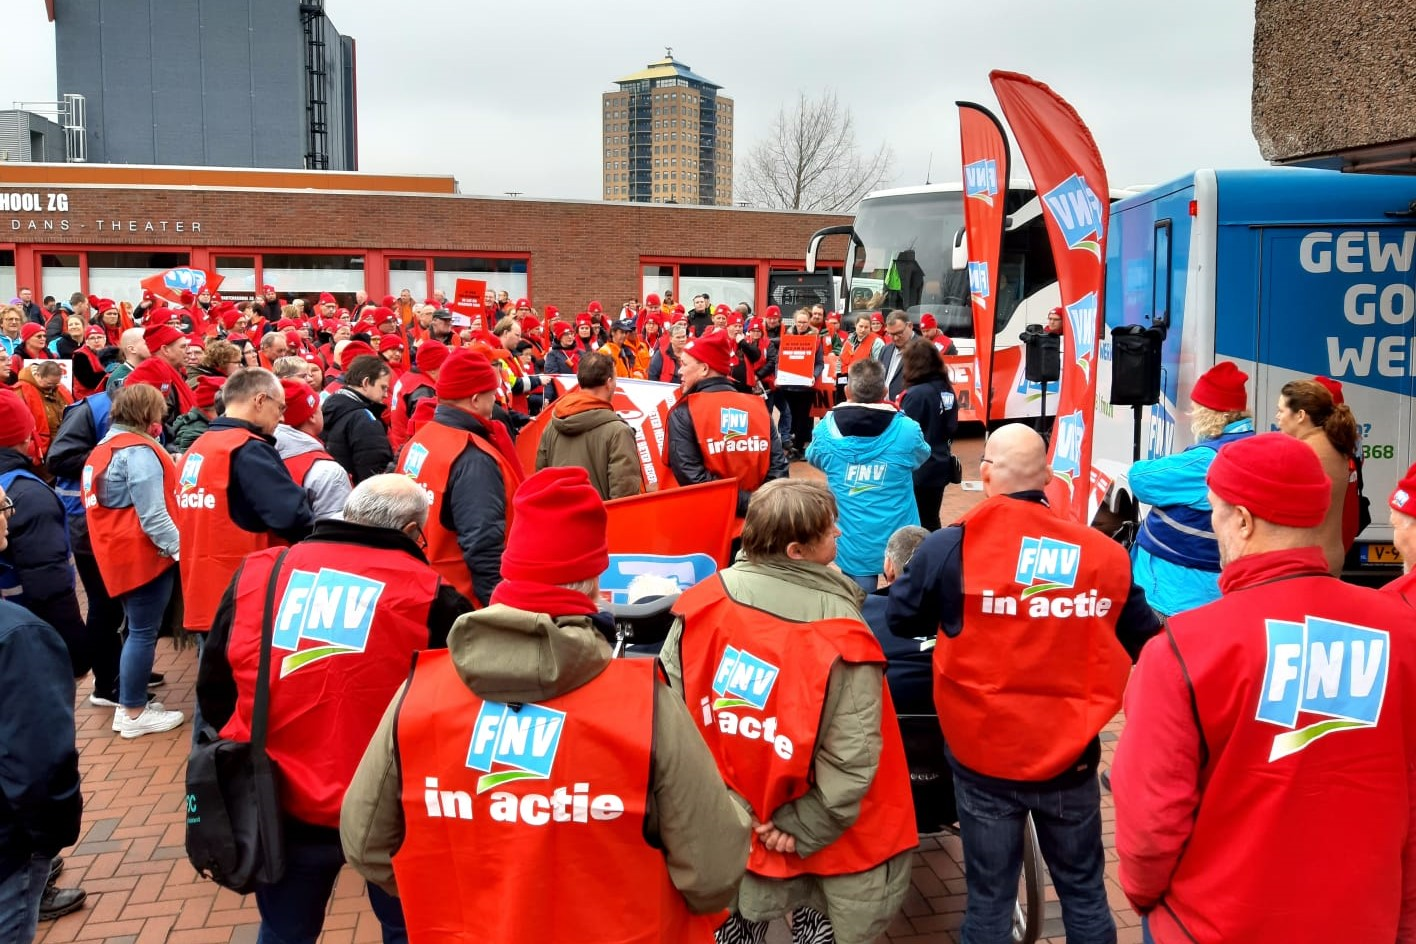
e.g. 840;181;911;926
153;357;197;413
490;578;599;616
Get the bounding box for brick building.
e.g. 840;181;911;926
1;164;843;313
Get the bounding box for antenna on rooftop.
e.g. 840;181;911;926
665;46;673;59
925;152;933;185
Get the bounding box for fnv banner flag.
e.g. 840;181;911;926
957;102;1011;425
990;70;1110;522
140;267;223;305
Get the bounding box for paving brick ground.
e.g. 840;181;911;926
39;429;1144;944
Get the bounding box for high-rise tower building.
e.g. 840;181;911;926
602;51;733;206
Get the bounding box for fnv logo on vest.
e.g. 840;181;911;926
176;453;216;509
1065;293;1098;364
466;702;565;793
720;407;749;439
712;645;779;710
1051;410;1085;480
402;443;430;479
1015;537;1081;595
844;462;889;496
81;465;95;508
1042;174;1105;258
272;568;386;677
964;159;999;206
968;261;991;306
1258;616;1389;761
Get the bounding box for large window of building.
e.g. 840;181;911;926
0;251;15;299
431;256;528;303
261;254;367;301
642;261;756;308
87;251;191;302
214;256;257;294
388;258;429;299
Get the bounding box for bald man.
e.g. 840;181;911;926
107;327;150;389
886;424;1159;943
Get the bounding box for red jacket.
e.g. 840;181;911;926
1113;546;1416;943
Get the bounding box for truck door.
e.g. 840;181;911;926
1253;225;1416;566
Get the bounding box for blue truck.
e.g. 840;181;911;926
1094;167;1416;573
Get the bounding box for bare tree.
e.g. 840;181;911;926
737;90;894;212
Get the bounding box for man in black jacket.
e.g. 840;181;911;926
321;355;395;483
0;479;86;929
686;294;714;337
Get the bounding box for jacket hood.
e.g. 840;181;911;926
819;407;910;463
550;390;621;435
446;603;612;703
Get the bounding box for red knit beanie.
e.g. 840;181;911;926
20;323;44;344
338;341;377;369
0;390;36;447
194;375;226;409
1206;432;1329;527
281;379;320;427
437;350;499;399
500;467;609;583
1390;461;1416;514
1313;375;1345;405
144;323;183;351
146;307;173;326
682;329;736;376
416;340;450;372
1190;361;1248;413
378;334;404;353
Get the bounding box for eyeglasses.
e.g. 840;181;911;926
0;498;14;519
409;523;428;550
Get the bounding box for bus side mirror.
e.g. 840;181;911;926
950;228;967;271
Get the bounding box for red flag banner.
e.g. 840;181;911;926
957;102;1011;426
449;278;487;330
990;71;1109;522
139;267;223;305
597;479;738;603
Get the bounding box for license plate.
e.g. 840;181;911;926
1361;543;1403;565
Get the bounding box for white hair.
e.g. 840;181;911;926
343;474;429;531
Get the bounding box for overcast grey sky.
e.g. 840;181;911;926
5;0;1265;199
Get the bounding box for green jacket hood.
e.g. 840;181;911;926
445;603;612;704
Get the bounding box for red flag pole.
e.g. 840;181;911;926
956;101;1011;429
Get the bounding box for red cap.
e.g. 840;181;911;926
84;325;106;339
714;303;731;316
338;341;378;369
727;313;744;327
98;298;117;313
20;323;45;343
521;315;541;333
378;334;405;353
826;311;841;323
682;329;736;376
515;298;530;309
869;311;884;325
645;293;660;307
543;305;559;320
496;467;608;586
747;317;764;334
318;292;336;305
437;350;500;399
1206;432;1330;527
551;320;573;338
1391;461;1416;514
764;305;781;319
194;375;226;409
144;324;184;350
587;300;603;313
187;335;205;350
381;295;396;307
1191;361;1249;413
416;340;451;372
673;303;686;315
0;390;36;447
1313;375;1345;405
920;313;938;331
146;307;173;326
179;290;195;305
142;290;156;302
372;306;397;326
261;284;275;293
281;379;320;427
221;308;243;330
575;312;593;327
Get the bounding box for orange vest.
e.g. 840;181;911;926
392;651;717;944
83;431;178;597
395;418;515;604
684;391;772;494
282;447;338;488
221;542;437;828
675;577;917;878
938;496;1133;780
176;427;278;632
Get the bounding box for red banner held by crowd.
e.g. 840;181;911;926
600;478;738;602
957;102;1011;427
990;70;1110;522
139;267;223;305
448;278;487;329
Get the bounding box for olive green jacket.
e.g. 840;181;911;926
340;603;752;916
660;557;914;944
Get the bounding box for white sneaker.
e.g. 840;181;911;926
113;705;185;739
108;701;167;730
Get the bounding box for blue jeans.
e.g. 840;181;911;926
845;573;880;593
118;569;175;709
255;829;406;944
1142;916;1154;943
0;856;51;944
954;772;1115;944
770;389;793;443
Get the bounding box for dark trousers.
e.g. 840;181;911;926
780;388;816;451
914;483;946;531
954;772;1115;944
768;388;793;443
73;547;123;694
254;828;406;944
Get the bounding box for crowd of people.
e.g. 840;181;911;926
0;279;1412;944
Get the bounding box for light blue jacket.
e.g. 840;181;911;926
1129;418;1254;616
807;404;929;577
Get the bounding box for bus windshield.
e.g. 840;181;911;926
846;191;970;332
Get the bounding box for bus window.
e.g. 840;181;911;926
1152;220;1172;326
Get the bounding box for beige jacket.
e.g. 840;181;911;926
659;557;914;944
340;603;751;916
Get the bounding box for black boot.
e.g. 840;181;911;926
38;885;86;921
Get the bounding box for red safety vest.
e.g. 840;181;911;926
219;541;436;828
392;651;718;943
82;431;178;597
675;576;917;879
283;447;339;489
937;496;1133;781
388;371;434;451
175;427;278;632
395;419;515;604
683;391;772;494
1147;572;1416;944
